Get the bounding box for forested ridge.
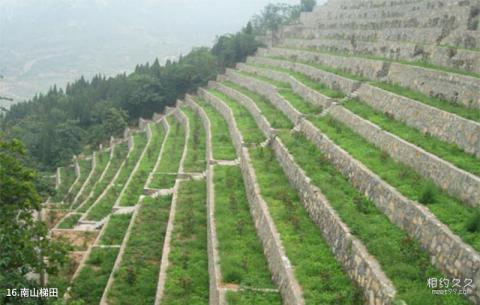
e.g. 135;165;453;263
0;2;311;172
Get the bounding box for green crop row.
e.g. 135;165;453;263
69;247;119;305
72;150;111;209
195;98;237;160
65;158;93;206
222;82;293;130
343;99;480;176
162;180;209;305
208;89;266;145
99;214;133;246
214;165;281;304
182;107;207;172
108;196;171;305
87;133;147;221
120;123;166;206
149;116;185;189
78;142;129;213
279;130;470;305
51;166;77;204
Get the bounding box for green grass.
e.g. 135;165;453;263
78;142;129;213
249;146;362;304
149;116;185;189
182;107;207;172
162;180;209;305
208;89;266;145
279;131;470;305
249;63;346;98
99;214;133;245
223;82;293;130
120;123;166;206
310;115;480;252
65;158;93;205
72;150;111;209
372;82;480;123
69;247;119;304
196;98;237;160
108;196;171;305
236;70;323;115
267;55;367;81
52;166;76;203
343;99;480;176
87;133;147;221
227;290;282;305
57;213;82;229
215;166;281;304
237;70;290;88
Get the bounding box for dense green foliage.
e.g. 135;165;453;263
69;248;119;305
149;117;185;189
119;123;166;206
215;166;281;304
195;98;237;160
181;108;207;172
1;30;263;172
279;131;470;305
0;137;67;304
250;145;362;304
99;214;132;245
108;196;171;305
162;180;209;305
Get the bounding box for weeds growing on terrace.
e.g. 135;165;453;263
343;99;480;176
182;107;207;172
278;131;471;305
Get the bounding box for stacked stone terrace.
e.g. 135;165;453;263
43;0;480;304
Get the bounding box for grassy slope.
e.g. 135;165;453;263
149;117;185;189
196;98;237;160
182;107;207;172
162;180;209;305
108;196;171;305
78;142;129;213
87;133;147;221
119;123;166;206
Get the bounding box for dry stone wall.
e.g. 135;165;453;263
196;91;305;305
270;137;397;305
249;55;361;94
298;119;480;304
236;63;333;109
208;81;274;139
224;69;303;124
328;105;480;207
386;63;480;109
356;84;480;157
282;38;480;74
264;47;480;109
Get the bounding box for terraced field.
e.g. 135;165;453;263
43;0;480;304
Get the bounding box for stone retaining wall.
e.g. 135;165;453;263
196;91;305;305
270;137;397;304
282;38;480;74
386;63;480;109
224;69;303;125
264;47;388;80
237;62;334;109
328;105;480;207
264;47;480;109
251;53;361;93
72;152;97;206
208;81;274;139
56;168;61;190
298;119;480;304
356;84;480;157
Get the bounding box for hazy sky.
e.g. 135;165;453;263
0;0;304;101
